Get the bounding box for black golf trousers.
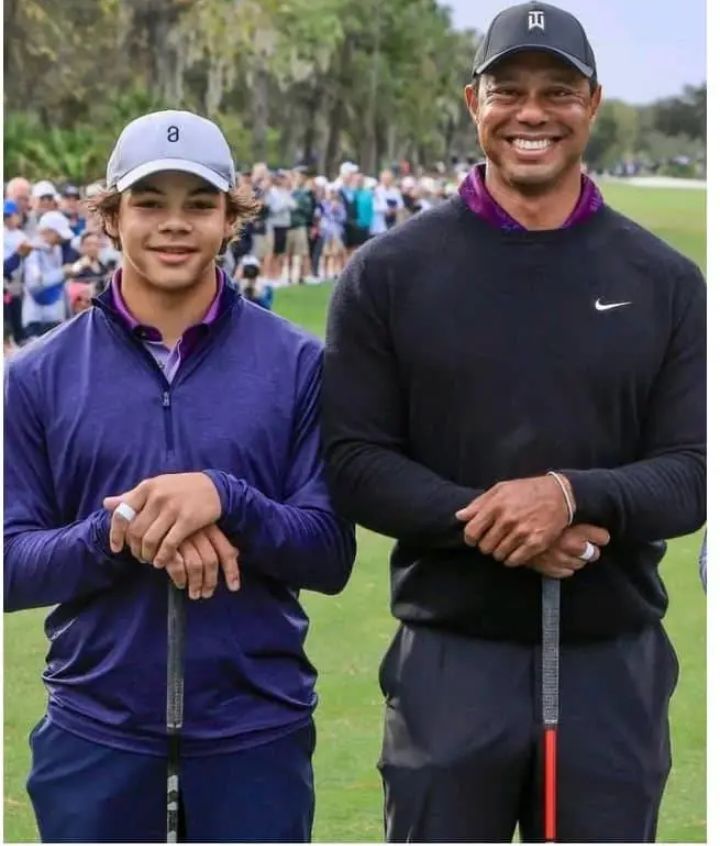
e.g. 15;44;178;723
378;622;678;843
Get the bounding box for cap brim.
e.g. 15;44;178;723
474;45;594;79
115;159;231;192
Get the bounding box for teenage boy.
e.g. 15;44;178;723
5;109;355;843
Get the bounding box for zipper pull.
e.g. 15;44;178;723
162;391;171;408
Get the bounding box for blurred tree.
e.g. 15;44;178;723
652;84;706;141
3;0;705;184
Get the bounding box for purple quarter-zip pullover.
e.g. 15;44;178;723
5;276;355;756
458;163;604;231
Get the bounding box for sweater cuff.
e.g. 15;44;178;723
561;468;615;526
202;469;246;535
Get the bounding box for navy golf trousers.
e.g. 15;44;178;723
27;717;315;843
378;622;678;843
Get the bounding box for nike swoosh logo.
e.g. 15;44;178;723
595;299;632;311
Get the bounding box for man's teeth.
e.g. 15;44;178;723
512;138;553;150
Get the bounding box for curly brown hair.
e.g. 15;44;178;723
85;183;260;250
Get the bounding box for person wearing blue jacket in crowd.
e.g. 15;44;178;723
4;109;356;844
21;210;80;339
4;199;32;345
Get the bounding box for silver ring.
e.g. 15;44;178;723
115;502;137;522
579;541;597;562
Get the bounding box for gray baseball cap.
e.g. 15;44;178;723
106;110;236;193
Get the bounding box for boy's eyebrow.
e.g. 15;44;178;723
129;182;220;196
130;182;163;195
190;185;221;196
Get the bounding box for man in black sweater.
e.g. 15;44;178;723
322;2;706;842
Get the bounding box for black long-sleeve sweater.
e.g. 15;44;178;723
322;195;706;643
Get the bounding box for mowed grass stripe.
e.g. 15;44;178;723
4;183;706;842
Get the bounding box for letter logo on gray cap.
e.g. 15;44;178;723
528;10;545;30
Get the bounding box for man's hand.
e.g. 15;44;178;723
527;523;610;579
455;476;571;566
104;473;223;568
16;241;33;258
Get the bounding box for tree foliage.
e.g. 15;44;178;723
3;0;706;182
4;0;480;180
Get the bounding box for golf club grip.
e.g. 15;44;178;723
541;577;560;726
167;583;186;731
166;583;186;843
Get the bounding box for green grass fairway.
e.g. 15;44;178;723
4;183;706;842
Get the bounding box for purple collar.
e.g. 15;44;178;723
458;163;603;232
110;268;223;343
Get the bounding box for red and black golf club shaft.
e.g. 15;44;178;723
166;582;186;843
541;576;560;842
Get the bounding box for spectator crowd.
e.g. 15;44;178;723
4;160;469;351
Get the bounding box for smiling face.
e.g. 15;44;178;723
106;170;234;295
465;51;601;191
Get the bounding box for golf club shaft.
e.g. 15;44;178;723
166;582;186;843
541;576;560;843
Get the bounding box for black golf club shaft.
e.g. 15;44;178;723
166;582;186;843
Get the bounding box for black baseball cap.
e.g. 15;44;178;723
472;2;597;81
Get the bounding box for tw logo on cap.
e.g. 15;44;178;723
528;10;545;30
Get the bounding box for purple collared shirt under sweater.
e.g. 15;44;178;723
110;268;223;382
458;163;604;230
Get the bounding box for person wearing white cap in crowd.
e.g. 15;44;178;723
23;180;60;239
5;108;354;843
337;160;358;187
32;180;59;207
21;210;76;338
238;253;274;309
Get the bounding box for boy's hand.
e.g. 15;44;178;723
165;524;241;599
104;472;222;568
